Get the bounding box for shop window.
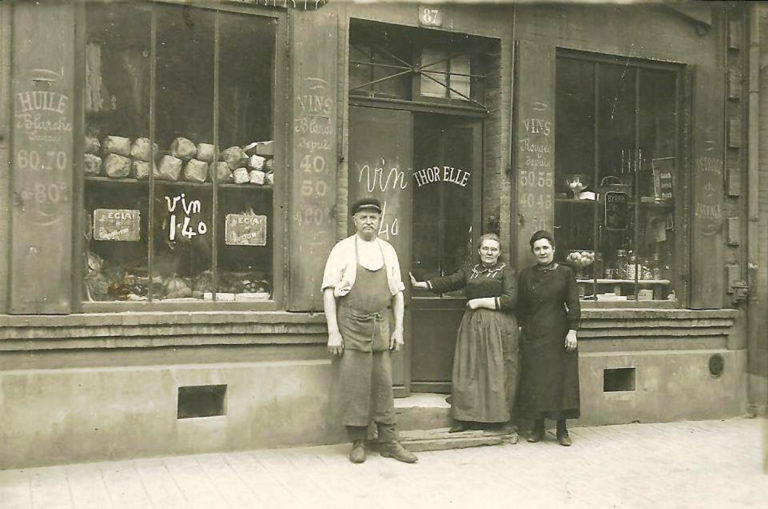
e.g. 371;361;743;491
419;49;471;101
555;53;680;303
83;3;276;304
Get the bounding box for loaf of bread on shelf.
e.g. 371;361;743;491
85;136;101;155
221;146;248;170
184;159;208;183
104;153;131;178
248;154;265;171
244;140;274;157
233;167;250;184
130;137;157;162
170;137;197;160
156;155;183;181
265;159;274;172
84;154;102;176
196;143;216;163
132;160;154;180
209;162;233;183
103;136;131;157
266;172;274;185
249;170;266;185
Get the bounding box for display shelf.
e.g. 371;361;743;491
555;196;673;208
577;278;671;285
85;176;273;190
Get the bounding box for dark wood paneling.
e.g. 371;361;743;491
348;106;414;390
513;40;556;271
690;64;725;309
9;3;76;313
287;9;338;311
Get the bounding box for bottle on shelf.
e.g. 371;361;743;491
615;249;628;279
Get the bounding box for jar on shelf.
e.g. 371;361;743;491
626;252;637;280
615;249;628;279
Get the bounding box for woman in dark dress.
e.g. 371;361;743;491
516;230;580;446
410;233;518;436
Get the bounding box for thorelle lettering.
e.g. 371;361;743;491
413;166;471;188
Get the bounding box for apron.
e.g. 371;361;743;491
335;237;396;427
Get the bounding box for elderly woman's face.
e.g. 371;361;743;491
478;239;501;267
532;238;554;265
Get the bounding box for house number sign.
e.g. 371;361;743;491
419;5;443;27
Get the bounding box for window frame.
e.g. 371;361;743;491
554;49;688;307
76;1;288;313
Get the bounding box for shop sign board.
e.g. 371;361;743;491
93;209;140;242
225;213;267;246
604;191;629;230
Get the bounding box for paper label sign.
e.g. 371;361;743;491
93;208;140;241
225;213;267;246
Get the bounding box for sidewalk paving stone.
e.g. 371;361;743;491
0;417;765;509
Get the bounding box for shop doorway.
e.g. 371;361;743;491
349;106;482;395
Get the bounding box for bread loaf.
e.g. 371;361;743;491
85;136;101;155
209;162;233;183
266;172;274;185
196;143;215;163
130;137;156;162
184;159;208;183
104;153;131;178
156;155;183;181
265;159;274;172
132;160;153;180
103;136;131;157
84;154;102;176
170;137;197;160
248;154;265;170
249;170;266;185
221;146;247;170
244;140;274;157
233;167;250;184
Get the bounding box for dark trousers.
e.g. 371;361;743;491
346;422;396;443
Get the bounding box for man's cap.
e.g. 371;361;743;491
350;197;382;215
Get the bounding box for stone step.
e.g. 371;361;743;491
394;392;453;431
397;427;518;452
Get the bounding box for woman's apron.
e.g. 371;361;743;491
336;239;396;427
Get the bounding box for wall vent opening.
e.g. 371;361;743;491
603;368;636;392
177;384;227;419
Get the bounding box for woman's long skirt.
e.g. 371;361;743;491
451;308;519;423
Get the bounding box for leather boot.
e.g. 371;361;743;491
556;420;572;447
348;439;366;463
379;441;418;463
527;419;545;443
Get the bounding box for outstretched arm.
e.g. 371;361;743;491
323;288;344;356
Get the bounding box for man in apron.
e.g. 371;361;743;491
322;197;417;464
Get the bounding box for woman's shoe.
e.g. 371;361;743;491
527;420;545;442
557;431;572;446
449;421;471;433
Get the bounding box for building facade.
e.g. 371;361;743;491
0;0;764;469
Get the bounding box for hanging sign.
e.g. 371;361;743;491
604;191;630;230
225;213;267;246
413;166;471;188
93;209;141;241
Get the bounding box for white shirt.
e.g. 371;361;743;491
321;235;405;298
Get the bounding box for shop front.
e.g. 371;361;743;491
0;1;758;469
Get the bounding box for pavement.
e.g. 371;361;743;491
0;417;766;509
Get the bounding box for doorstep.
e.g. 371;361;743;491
393;393;517;452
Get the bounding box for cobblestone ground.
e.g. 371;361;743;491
1;418;765;509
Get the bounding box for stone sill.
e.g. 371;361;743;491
0;308;738;351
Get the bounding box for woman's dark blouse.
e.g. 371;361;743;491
516;263;580;336
426;263;516;311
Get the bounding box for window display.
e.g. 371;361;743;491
84;3;276;303
554;54;680;302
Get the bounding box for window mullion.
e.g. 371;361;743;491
633;67;641;298
148;7;157;303
592;61;600;297
212;11;220;302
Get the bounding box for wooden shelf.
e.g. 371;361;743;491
555;196;672;207
577;278;671;285
85;176;273;190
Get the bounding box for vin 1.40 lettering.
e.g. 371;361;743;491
16;149;67;171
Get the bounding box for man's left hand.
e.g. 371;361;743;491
390;328;404;351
